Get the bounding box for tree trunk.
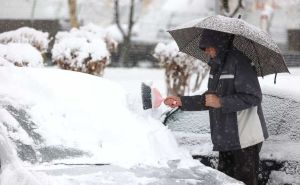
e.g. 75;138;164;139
114;0;135;67
30;0;37;24
119;37;131;67
68;0;79;28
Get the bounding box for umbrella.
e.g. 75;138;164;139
167;15;289;77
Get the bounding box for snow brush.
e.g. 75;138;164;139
141;83;178;110
141;83;165;110
141;82;180;125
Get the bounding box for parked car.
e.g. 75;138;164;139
0;67;243;185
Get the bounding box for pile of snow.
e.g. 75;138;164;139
154;42;209;95
52;24;116;76
0;27;49;53
0;66;197;168
0;43;43;67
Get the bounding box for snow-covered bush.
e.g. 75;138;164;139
0;27;49;53
81;23;118;53
52;24;117;76
0;43;43;67
154;42;209;96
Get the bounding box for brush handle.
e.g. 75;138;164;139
163;96;181;108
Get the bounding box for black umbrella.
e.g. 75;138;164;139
168;15;289;78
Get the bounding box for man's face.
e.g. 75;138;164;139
204;47;217;59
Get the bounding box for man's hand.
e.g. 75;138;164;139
205;94;222;108
164;96;182;108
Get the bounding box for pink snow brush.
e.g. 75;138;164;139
151;87;165;108
141;83;176;109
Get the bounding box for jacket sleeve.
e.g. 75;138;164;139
179;95;208;111
221;58;262;113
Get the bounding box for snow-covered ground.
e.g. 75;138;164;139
0;66;243;185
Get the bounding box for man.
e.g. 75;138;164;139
164;29;268;185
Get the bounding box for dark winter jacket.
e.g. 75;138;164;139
180;30;269;151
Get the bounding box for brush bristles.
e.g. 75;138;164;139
141;83;152;110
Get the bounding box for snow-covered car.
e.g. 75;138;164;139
165;69;300;185
0;66;243;185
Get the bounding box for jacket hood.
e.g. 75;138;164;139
199;29;233;57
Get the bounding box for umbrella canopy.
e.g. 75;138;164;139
168;15;289;77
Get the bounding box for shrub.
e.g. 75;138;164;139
154;42;209;96
0;27;49;53
0;43;43;67
52;24;118;76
